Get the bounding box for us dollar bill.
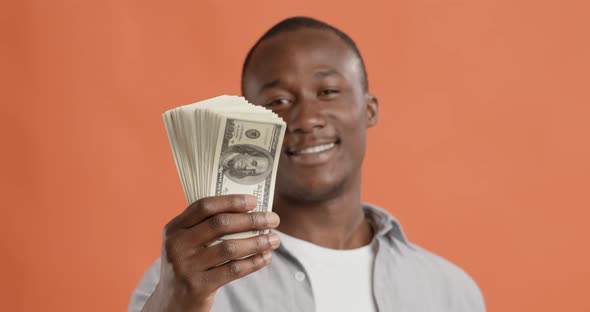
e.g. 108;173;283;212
211;117;285;241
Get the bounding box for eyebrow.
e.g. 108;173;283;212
259;79;283;93
258;70;343;94
314;69;342;78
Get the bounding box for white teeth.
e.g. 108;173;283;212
298;143;336;154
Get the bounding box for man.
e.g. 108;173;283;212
130;17;486;312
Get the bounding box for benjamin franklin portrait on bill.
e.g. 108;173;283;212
220;144;274;184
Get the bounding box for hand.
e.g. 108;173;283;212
141;194;281;312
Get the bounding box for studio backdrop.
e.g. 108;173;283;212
2;1;589;311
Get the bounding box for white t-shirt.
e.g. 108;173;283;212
275;230;377;312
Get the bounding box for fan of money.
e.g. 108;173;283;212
163;95;286;241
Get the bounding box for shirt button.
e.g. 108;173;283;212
294;271;306;282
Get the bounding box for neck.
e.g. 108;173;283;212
273;176;373;249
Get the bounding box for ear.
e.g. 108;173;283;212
365;93;379;128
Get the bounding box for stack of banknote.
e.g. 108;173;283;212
163;95;286;241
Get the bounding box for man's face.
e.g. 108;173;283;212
243;28;378;202
232;154;269;175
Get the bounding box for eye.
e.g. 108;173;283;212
264;98;291;107
251;160;257;166
318;89;340;97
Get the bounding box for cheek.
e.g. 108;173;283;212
339;113;368;162
337;101;367;135
343;128;367;160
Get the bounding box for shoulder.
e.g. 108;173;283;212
414;244;483;299
390;241;486;311
364;203;485;311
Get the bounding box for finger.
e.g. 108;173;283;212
196;233;281;269
165;195;257;233
184;211;280;246
202;251;273;291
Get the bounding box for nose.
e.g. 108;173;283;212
286;96;326;134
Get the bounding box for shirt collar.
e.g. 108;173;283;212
363;202;409;245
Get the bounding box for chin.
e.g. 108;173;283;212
275;175;347;203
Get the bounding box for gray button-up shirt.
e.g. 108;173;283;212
129;204;486;312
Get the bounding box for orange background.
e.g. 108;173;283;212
2;0;589;311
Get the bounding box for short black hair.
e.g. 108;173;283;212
241;16;369;94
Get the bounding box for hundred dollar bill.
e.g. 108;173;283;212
211;117;285;241
163;95;286;244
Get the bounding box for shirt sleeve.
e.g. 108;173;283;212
451;266;486;312
408;243;486;312
430;250;487;312
128;258;161;312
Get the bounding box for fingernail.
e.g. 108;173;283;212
262;251;272;262
269;234;281;248
267;213;280;225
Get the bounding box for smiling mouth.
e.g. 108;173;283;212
299;143;335;154
287;140;340;156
